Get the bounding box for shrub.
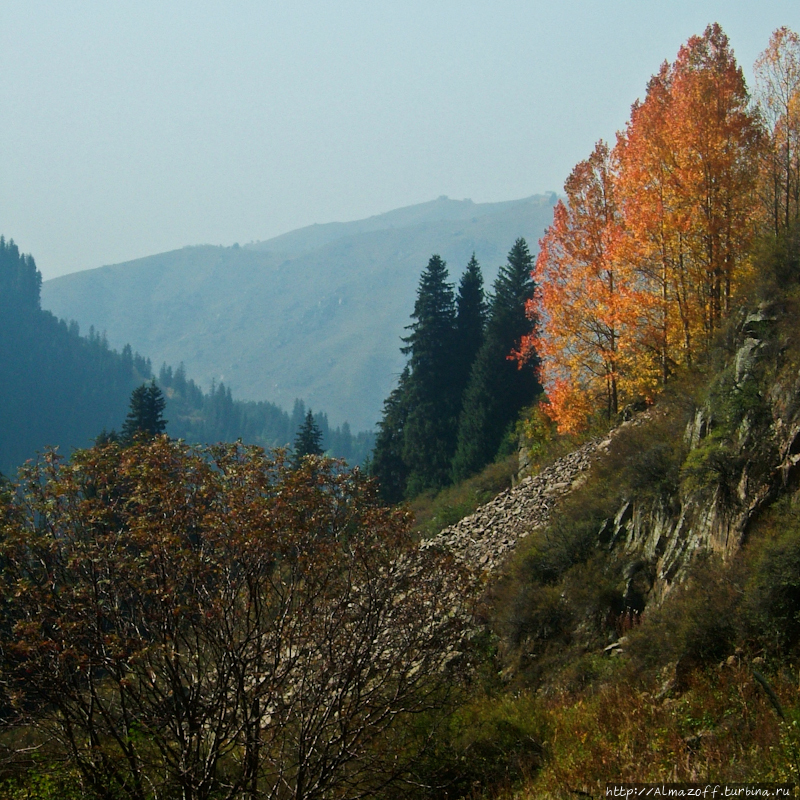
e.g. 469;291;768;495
743;498;800;651
0;440;476;800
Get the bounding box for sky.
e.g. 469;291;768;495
2;2;799;280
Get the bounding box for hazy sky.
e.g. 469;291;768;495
2;2;799;280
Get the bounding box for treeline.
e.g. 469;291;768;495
0;236;151;475
517;24;800;433
157;364;374;465
371;239;541;502
0;237;373;474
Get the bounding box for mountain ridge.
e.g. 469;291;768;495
42;194;557;430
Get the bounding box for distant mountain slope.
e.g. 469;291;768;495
42;194;557;430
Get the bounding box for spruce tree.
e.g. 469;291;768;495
370;367;411;504
400;255;459;496
452;239;542;482
453;254;487;408
293;409;324;462
121;381;168;442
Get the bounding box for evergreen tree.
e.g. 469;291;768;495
400;255;459;496
371;367;411;504
452;239;542;482
453;254;487;408
121;381;168;442
293;409;324;462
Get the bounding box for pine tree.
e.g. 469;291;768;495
453;254;487;407
452;239;542;482
371;367;411;504
121;381;168;442
293;409;324;462
400;255;459;496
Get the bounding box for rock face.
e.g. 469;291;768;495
428;301;800;611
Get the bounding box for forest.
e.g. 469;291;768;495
0;20;800;800
0;240;373;477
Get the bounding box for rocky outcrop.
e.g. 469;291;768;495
428;301;800;610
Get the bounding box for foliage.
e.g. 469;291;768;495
452;239;541;482
452;253;488;407
371;368;411;504
522;24;762;433
405;692;549;799
519;142;649;433
742;497;800;651
0;234;373;474
754;27;800;236
120;380;168;442
400;254;460;496
0;440;475;800
0;238;153;475
410;455;517;540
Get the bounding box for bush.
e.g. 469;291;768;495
743;498;800;651
626;553;741;681
411;455;517;539
0;440;476;800
405;692;549;799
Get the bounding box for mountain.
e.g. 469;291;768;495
41;194;557;430
0;237;150;475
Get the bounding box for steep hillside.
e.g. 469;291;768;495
41;195;556;430
0;238;150;475
414;273;800;793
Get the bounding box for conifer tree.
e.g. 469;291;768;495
370;367;411;504
453;254;487;407
121;381;168;442
293;408;324;462
452;239;541;482
400;255;459;496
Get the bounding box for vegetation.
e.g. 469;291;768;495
372;242;541;501
292;407;324;462
0;440;474;800
4;20;800;800
518;24;766;433
0;240;373;473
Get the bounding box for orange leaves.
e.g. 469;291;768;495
528;141;655;432
527;24;763;433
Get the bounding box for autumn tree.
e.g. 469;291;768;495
525;25;762;433
618;24;761;367
666;24;761;341
519;142;646;433
754;26;800;236
0;439;474;800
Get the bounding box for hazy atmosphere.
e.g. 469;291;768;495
3;1;798;280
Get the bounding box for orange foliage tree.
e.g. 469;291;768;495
517;141;652;433
523;24;762;433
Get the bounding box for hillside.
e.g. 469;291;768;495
41;194;557;430
0;236;374;476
